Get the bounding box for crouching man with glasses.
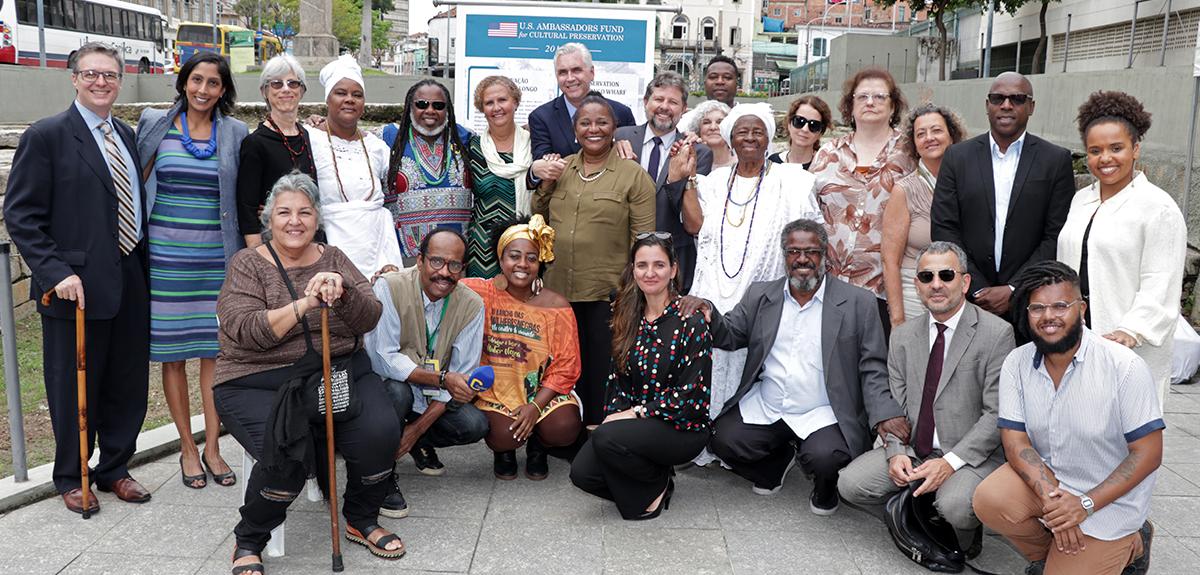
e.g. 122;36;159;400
838;241;1015;559
973;261;1160;575
365;228;489;519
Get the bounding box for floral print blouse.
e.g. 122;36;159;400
606;299;713;432
810;129;915;298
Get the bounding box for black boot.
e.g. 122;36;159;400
493;451;518;480
380;465;409;518
526;436;549;480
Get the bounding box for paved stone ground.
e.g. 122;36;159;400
1;386;1199;574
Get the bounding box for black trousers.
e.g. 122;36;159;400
569;418;708;519
709;406;852;491
676;242;697;295
42;251;149;493
571;301;613;426
214;354;400;554
876;297;892;344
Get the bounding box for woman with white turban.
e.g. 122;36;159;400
307;55;403;278
668;102;819;461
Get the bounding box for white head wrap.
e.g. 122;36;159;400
719;102;775;158
319;55;365;100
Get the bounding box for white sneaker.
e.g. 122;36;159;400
751;456;797;496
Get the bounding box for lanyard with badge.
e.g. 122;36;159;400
420;294;450;398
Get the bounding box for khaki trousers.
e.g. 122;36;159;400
973;464;1142;575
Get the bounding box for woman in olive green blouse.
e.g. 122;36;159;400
533;91;655;426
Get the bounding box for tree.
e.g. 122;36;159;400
333;0;391;58
999;0;1061;74
873;0;982;81
230;0;298;34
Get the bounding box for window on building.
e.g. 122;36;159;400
702;18;715;41
793;9;801;17
672;15;688;40
813;37;827;58
773;8;781;16
864;8;871;21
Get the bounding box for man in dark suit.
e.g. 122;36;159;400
838;241;1014;556
3;43;152;514
614;71;713;294
684;219;908;516
930;72;1074;323
527;42;637;160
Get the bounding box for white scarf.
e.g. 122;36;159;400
481;126;533;215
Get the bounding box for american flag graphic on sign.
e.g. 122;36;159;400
487;22;518;38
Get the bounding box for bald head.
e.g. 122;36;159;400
990;72;1033;97
986;72;1035;149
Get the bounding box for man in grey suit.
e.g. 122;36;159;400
838;241;1014;555
614;71;712;293
684;219;908;515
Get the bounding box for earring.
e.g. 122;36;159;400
494;274;508;291
532;277;543;296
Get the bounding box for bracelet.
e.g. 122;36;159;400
292;300;302;322
438;369;447;388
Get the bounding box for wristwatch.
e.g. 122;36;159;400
1080;495;1095;517
632;405;645;418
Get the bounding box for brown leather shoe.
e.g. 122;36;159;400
97;477;151;503
62;488;100;514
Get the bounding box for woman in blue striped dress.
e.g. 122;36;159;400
136;52;248;490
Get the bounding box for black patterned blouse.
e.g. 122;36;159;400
606;298;713;432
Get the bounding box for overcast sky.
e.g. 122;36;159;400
409;0;436;34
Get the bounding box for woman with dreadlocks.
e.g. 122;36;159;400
382;79;474;265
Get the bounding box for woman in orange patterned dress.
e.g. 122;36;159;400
461;215;583;481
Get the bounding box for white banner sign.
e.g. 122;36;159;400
1194;22;1200;78
452;5;657;133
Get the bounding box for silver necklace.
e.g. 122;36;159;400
578;167;607;183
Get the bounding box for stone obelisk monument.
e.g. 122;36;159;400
294;0;339;70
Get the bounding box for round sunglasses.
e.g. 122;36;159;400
790;116;826;133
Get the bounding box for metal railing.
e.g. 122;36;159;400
1;242;28;482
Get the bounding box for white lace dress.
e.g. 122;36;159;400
691;162;819;464
307;126;403;278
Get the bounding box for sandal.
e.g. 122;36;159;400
345;524;406;560
180;455;206;489
231;546;264;575
204;453;238;487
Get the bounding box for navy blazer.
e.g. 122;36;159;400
3;104;148;320
528;94;636;159
613;123;712;247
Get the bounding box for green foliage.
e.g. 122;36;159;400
229;0;299;32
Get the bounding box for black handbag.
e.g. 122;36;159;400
884;480;967;573
264;242;362;423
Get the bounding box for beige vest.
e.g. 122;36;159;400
382;267;483;370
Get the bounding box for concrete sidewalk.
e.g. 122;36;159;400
2;387;1200;574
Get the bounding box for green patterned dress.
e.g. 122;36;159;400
466;135;519;278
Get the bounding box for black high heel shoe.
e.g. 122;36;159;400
633;477;674;520
203;453;238;487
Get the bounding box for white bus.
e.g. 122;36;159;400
1;0;166;73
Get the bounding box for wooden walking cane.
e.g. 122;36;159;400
42;289;90;519
320;304;344;572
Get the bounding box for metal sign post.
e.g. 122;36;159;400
1183;22;1200;219
1;243;28;482
35;0;45;67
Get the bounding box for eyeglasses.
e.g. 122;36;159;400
636;231;673;242
785;247;824;259
987;93;1032;106
76;69;122;83
854;92;890;103
268;79;305;90
1026;299;1083;318
916;269;963;284
413;99;447;111
790;116;826;133
424;255;465;274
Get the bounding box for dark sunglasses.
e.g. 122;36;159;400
413;99;447;111
268;79;304;90
790;116;826;133
986;93;1032;106
916;269;963;284
636;231;673;243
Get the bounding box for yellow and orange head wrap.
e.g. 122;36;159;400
497;215;556;263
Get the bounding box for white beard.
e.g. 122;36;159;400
412;117;448;138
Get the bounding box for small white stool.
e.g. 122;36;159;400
240;451;322;557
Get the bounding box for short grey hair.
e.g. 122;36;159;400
259;172;323;240
916;241;969;273
644;71;688;102
554;42;593;69
259;54;307;111
70;42;123;74
687;100;731;134
780;218;828;252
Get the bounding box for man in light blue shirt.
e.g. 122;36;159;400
974;261;1160;575
366;228;488;518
